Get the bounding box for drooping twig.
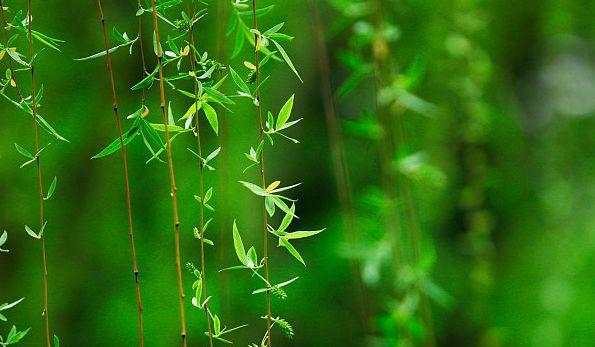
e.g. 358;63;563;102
95;1;145;345
149;1;188;345
251;1;273;345
26;1;51;345
370;0;435;345
136;0;149;107
185;1;214;346
214;0;232;319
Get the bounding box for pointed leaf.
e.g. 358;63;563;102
277;204;295;234
24;225;39;239
279;237;305;266
202;103;219;135
272;40;302;82
14;143;33;159
285;229;325;240
44;176;57;200
232;221;247;266
239;181;267;197
275;94;294;130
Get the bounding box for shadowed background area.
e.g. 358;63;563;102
1;0;594;346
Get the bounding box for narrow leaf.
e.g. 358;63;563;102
272;40;303;82
279;237;305;266
232;221;247;266
285;229;325;240
44;176;57;200
202;103;219;135
275;94;294;130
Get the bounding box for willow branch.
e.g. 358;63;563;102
149;1;188;345
214;0;232;318
95;1;145;345
25;1;51;345
136;0;149;106
251;1;272;346
186;1;214;346
371;0;435;345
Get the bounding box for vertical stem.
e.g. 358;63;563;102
370;0;435;344
136;0;148;107
394;108;436;347
25;1;51;345
149;1;188;345
214;0;232;319
370;0;403;282
251;1;273;345
186;2;214;346
95;1;145;346
307;0;370;333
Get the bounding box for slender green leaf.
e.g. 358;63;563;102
75;39;136;61
92;123;140;159
279;237;305;266
278;204;295;234
14;143;33;159
229;66;250;94
284;229;325;240
24;225;40;239
239;181;267;197
202;103;219;135
44;176;57;200
272;40;303;82
232;221;247;266
275;94;294;130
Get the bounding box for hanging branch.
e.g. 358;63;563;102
0;231;31;344
26;1;50;345
148;0;188;345
214;0;233;319
250;1;273;345
370;0;435;344
225;1;323;345
94;1;145;345
136;0;149;107
394;116;436;347
185;1;214;346
0;2;65;344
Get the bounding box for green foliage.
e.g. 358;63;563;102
0;297;24;323
0;2;65;344
3;0;592;346
77;0;251;344
0;231;8;253
224;1;324;344
0;7;67;142
0;325;29;346
0;231;29;346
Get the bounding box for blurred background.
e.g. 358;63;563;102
1;0;594;346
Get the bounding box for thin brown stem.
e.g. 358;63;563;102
307;0;371;334
95;1;145;346
24;1;51;346
214;0;232;319
251;1;272;345
149;1;188;346
136;0;149;106
0;5;50;343
186;1;214;346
